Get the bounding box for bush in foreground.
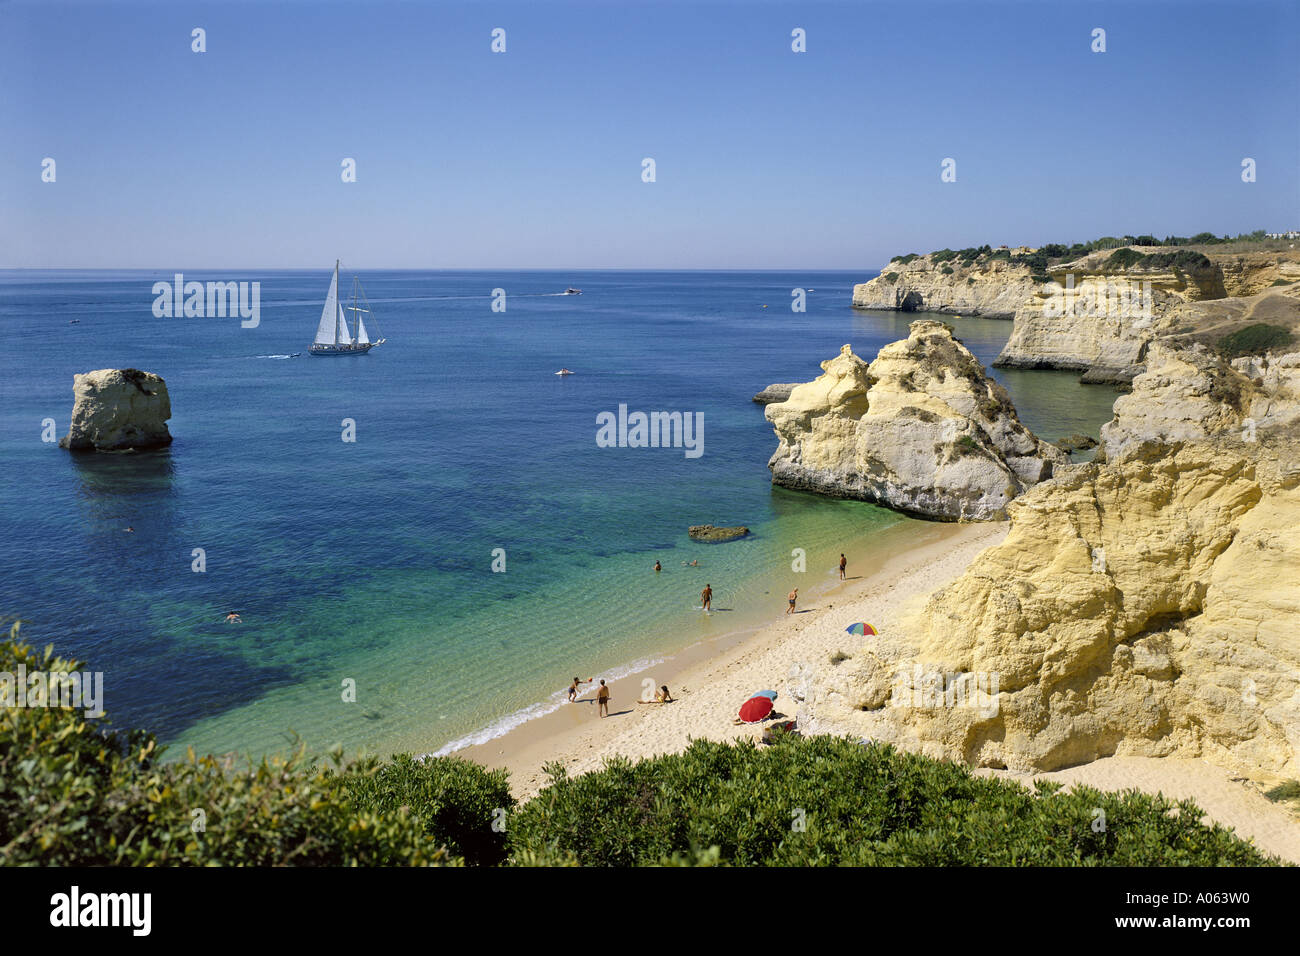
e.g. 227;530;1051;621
0;624;464;865
509;737;1279;866
336;753;512;866
1;626;1282;867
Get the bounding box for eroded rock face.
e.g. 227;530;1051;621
1100;343;1300;461
765;321;1065;520
860;247;1300;379
59;369;172;452
853;257;1038;318
807;343;1300;781
994;279;1179;372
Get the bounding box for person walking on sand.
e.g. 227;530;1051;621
786;588;798;614
839;553;847;580
700;584;712;612
568;676;592;702
596;679;610;717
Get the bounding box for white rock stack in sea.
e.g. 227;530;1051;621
59;368;173;452
764;321;1066;520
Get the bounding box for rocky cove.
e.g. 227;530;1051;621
763;290;1300;788
852;242;1300;384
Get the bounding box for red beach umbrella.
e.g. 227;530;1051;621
738;695;774;723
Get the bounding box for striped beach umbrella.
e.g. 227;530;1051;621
845;622;879;636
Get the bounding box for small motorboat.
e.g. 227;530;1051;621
555;368;574;376
563;287;582;295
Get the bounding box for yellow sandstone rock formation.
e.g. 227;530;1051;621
808;343;1300;781
765;322;1065;520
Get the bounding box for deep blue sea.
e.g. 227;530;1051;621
0;269;1120;759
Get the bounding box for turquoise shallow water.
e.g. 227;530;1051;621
0;270;1120;759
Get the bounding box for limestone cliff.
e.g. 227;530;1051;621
765;321;1066;520
59;369;173;452
856;245;1300;381
993;251;1226;373
805;342;1300;781
852;255;1038;318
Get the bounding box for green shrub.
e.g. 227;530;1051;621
891;253;920;265
337;753;513;866
930;248;958;263
0;623;450;865
1217;323;1294;357
941;266;954;275
1271;278;1294;287
4;626;1282;868
1141;250;1213;271
507;737;1277;866
1105;248;1147;269
884;272;899;283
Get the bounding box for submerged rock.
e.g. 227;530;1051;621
764;322;1065;520
1054;433;1099;453
688;524;750;542
59;368;172;452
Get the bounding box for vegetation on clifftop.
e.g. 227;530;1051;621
886;231;1268;279
1216;323;1294;358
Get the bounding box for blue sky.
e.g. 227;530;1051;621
2;0;1296;269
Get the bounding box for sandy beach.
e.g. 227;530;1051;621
463;520;1007;793
463;519;1300;864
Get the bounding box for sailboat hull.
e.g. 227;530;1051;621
308;343;378;356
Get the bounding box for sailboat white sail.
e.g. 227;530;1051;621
309;260;385;356
336;303;352;345
314;263;341;346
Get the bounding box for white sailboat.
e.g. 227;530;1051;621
309;260;385;356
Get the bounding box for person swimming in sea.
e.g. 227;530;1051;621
654;561;661;572
682;559;699;567
225;611;241;623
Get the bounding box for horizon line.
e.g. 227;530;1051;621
0;266;884;274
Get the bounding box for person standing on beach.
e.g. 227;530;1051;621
568;676;592;702
786;588;798;614
839;553;847;580
596;679;610;717
700;584;712;612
